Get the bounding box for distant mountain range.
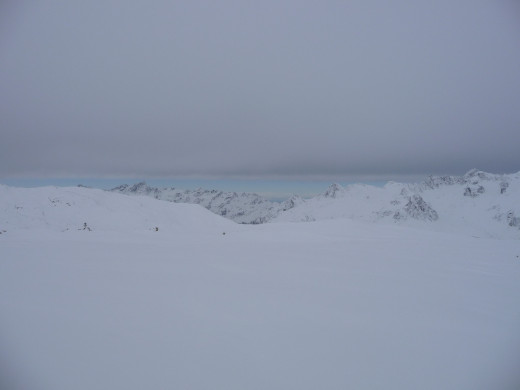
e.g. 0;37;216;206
110;182;300;224
1;170;517;238
275;169;520;238
110;169;520;238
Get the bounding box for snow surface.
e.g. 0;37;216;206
1;185;520;389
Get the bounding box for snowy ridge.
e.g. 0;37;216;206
110;182;287;224
0;185;234;234
275;170;520;238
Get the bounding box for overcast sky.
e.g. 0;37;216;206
1;0;519;180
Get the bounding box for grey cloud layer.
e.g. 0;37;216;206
1;0;519;178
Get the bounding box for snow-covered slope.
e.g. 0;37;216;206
275;170;520;239
0;185;234;234
1;184;520;389
110;182;285;224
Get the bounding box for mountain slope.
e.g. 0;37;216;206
274;170;520;238
110;182;286;224
0;185;234;234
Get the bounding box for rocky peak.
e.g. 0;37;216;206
322;183;344;198
394;194;438;221
128;182;152;193
281;195;304;211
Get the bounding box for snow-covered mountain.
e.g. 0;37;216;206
275;169;520;238
110;182;287;224
0;184;234;234
108;170;520;238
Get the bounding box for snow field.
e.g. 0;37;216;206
1;185;519;389
1;220;520;390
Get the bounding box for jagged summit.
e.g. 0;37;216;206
128;181;150;192
421;169;513;190
281;195;304;211
397;194;439;222
322;183;344;198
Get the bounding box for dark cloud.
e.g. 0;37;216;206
1;0;519;179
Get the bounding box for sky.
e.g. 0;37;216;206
1;0;519;184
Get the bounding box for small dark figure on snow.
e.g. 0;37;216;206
80;222;91;231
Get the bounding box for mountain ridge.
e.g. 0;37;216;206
110;182;288;224
2;169;517;238
276;169;520;238
106;169;520;237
